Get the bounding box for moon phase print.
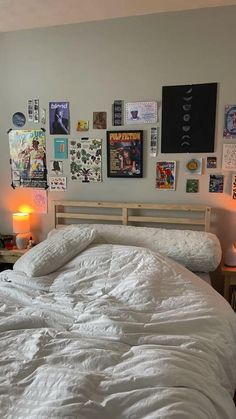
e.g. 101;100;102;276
161;83;217;153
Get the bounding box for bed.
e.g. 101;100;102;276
0;201;235;419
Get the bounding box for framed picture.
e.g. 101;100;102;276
107;130;143;178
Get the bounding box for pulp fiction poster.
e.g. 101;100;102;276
161;83;217;153
9;129;47;188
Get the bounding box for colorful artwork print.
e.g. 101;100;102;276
156;161;176;190
207;156;217;169
70;139;102;182
232;174;236;200
186;179;199;193
49;102;70;135
54;138;68;159
161;83;217;153
9;129;47;189
209;174;224;193
107;131;143;178
223;105;236;138
93;112;107;129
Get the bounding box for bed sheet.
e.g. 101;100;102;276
0;243;235;419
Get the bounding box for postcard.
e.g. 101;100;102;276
223;105;236;139
49;176;67;191
125;101;158;124
93;112;107;129
54;138;68;159
76;120;89;131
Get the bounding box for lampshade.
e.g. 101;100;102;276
12;213;30;234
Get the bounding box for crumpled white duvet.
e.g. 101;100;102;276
0;243;235;419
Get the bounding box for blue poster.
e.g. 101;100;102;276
54;138;68;159
49;101;70;135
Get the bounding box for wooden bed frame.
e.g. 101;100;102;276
52;201;211;232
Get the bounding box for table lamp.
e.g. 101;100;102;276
12;212;30;249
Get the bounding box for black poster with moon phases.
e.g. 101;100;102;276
161;83;217;153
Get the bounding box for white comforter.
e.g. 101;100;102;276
0;243;235;419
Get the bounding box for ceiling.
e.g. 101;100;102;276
0;0;236;32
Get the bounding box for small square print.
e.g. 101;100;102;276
209;174;224;193
207;156;217;169
186;179;199;193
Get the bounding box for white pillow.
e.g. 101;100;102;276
47;224;222;272
14;226;96;277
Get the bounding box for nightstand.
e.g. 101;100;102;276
221;264;236;302
0;248;27;268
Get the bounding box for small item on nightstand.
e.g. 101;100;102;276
225;243;236;267
27;237;35;250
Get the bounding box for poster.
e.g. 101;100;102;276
232;174;236;199
49;101;70;135
107;131;143;178
70;139;102;182
209;174;224;193
125;101;158;124
161;83;217;153
223;105;236;138
54;138;68;159
49;177;67;191
222;143;236;170
31;189;48;213
156;161;176;190
9;129;47;189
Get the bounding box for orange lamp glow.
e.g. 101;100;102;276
12;213;30;234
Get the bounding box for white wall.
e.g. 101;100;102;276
0;6;236;252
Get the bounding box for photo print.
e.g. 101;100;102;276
161;83;217;153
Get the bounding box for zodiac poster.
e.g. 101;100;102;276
156;161;176;190
49;102;70;135
70;139;102;182
9;129;47;188
161;83;217;153
107;131;143;178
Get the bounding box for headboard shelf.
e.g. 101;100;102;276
53;200;211;232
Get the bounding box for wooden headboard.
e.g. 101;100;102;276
52;201;211;232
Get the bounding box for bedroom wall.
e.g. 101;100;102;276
0;6;236;258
